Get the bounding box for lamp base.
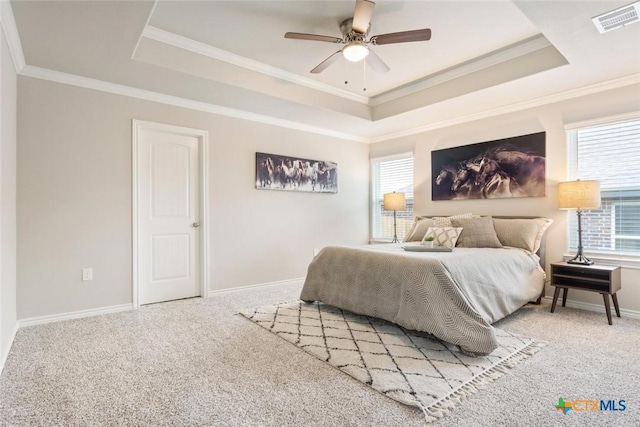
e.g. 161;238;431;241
391;210;399;243
568;210;594;265
567;254;594;265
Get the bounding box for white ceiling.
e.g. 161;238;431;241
8;0;640;142
148;0;541;96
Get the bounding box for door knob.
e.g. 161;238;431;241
192;222;200;228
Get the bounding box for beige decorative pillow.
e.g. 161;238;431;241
451;216;503;248
424;226;463;248
433;212;475;227
404;216;436;242
492;218;553;253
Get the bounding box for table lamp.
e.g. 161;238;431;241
558;180;601;265
383;192;406;243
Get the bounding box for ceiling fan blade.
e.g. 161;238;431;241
371;29;431;45
366;50;390;73
285;32;343;43
310;51;343;74
352;0;375;34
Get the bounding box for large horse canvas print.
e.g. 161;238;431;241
432;132;546;200
256;152;338;193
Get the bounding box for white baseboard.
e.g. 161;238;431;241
543;296;640;320
0;322;19;375
208;277;305;297
16;278;306;324
18;303;133;328
3;280;300;372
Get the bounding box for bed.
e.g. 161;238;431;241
300;215;551;355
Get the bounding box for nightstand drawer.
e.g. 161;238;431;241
551;274;610;292
552;265;611;281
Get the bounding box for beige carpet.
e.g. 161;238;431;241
0;281;639;426
240;300;544;422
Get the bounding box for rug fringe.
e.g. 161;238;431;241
422;340;547;423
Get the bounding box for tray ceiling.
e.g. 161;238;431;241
8;1;640;141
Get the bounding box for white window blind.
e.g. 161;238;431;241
567;117;640;255
371;155;414;241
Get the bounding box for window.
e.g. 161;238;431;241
371;154;414;241
567;116;640;256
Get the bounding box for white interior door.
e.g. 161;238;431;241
137;127;201;305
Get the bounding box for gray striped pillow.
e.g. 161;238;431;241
451;216;503;248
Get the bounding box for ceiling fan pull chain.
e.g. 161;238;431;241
363;58;367;92
344;58;349;85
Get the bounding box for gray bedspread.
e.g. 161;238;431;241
299;244;545;355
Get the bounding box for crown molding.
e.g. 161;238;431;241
370;35;552;107
370;72;640;143
130;0;158;61
19;65;369;143
0;0;26;73
17;64;640;145
142;25;369;105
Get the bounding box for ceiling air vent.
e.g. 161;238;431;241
592;1;640;33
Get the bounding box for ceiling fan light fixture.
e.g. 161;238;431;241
342;42;369;62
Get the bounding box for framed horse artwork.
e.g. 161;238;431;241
255;152;338;193
431;132;546;201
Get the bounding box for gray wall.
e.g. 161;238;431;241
17;77;369;319
1;23;18;370
370;83;640;313
12;71;640;321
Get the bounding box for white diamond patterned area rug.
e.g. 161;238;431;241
239;301;545;423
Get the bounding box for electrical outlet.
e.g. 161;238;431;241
82;268;93;281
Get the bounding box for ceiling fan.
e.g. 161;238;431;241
284;0;431;74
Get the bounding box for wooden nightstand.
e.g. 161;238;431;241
550;262;621;325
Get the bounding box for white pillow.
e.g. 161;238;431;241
424;227;463;248
432;213;475;227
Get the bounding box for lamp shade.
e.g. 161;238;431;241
383;192;406;211
558;180;601;210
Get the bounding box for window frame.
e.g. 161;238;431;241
370;152;414;243
612;199;640;249
565;112;640;267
